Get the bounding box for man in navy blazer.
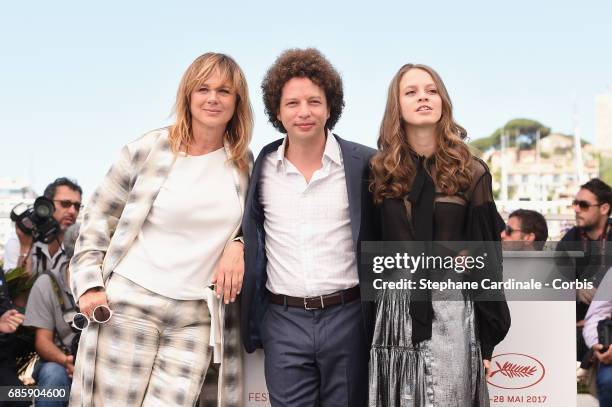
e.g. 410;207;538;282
241;48;376;406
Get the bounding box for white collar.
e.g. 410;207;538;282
274;129;342;170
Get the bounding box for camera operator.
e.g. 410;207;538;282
18;178;81;406
584;269;612;405
15;177;82;278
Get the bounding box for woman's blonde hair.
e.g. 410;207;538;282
169;52;253;172
370;64;473;203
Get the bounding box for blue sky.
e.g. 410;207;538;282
1;1;611;197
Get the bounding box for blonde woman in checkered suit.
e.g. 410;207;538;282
69;53;253;406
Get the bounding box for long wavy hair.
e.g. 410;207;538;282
169;52;253;172
370;64;473;204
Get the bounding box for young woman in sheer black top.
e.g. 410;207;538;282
368;64;511;406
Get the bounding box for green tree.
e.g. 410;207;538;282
470;118;551;152
601;154;612;185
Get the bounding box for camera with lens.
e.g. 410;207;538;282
10;197;61;244
598;318;612;353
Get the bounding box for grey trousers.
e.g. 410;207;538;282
261;298;368;407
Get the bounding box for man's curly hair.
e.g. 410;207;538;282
261;48;344;133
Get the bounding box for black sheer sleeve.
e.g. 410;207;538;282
466;160;511;360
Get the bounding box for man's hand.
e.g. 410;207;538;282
63;354;75;378
593;344;612;365
15;225;33;249
211;241;244;304
0;309;25;333
78;288;109;318
15;225;33;270
577;288;596;305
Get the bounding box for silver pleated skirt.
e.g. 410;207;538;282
369;286;489;407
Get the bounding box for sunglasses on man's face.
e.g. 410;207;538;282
54;199;82;211
571;199;603;211
504;225;523;235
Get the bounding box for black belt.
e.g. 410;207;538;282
267;286;360;310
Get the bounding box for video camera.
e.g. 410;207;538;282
10;197;60;244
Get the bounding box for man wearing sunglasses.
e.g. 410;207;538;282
17;179;82;407
15;177;82;276
501;209;549;251
557;178;612;362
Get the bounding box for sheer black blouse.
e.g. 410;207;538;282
379;155;511;360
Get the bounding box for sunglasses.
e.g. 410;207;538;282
571;200;603;211
504;225;523;235
71;304;113;331
54;199;82;211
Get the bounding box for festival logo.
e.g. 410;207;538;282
487;353;545;389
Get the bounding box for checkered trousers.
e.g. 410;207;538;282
92;273;212;406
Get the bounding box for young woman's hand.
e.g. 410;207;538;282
212;241;244;304
483;359;491;377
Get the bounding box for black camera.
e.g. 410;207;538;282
598;318;612;353
10;197;60;244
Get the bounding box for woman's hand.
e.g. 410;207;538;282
212;241;244;304
483;359;491;377
78;287;109;318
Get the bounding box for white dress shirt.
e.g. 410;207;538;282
583;268;612;348
260;133;359;297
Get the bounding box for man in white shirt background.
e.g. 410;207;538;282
583;268;612;406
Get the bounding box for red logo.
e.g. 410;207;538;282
487;353;545;389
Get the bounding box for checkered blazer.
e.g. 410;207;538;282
70;127;249;406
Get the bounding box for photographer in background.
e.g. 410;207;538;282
6;177;81;407
557;178;612;362
583;269;612;406
15;177;82;277
22;223;81;407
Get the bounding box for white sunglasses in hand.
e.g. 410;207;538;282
72;304;113;330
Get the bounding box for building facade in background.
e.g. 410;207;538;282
0;177;36;263
596;91;612;154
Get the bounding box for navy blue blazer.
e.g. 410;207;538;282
241;134;378;353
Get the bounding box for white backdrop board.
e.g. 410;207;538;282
242;300;576;406
242;301;577;406
487;301;576;406
243;350;271;406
